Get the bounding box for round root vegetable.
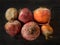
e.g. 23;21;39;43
41;24;53;40
5;20;21;37
21;22;40;41
18;8;33;23
5;8;18;21
33;7;51;24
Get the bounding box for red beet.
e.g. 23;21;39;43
5;20;21;37
18;8;33;23
21;22;40;41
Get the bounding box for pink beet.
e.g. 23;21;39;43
18;8;33;23
21;22;40;41
5;20;21;37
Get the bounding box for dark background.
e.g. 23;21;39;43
0;0;60;45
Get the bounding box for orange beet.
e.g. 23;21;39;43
33;7;51;24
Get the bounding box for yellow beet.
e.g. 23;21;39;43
41;24;53;40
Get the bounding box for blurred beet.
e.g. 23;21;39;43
5;8;18;21
21;22;40;41
18;8;33;23
33;7;51;24
41;24;53;40
5;20;21;37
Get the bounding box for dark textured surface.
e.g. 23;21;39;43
0;0;60;45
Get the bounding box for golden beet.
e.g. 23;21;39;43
5;8;17;21
33;7;51;24
41;24;53;40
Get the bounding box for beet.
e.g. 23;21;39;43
41;24;53;40
18;8;33;23
5;8;18;21
5;20;21;37
33;7;51;24
21;22;40;41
